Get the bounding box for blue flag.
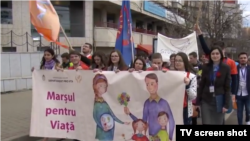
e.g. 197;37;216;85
115;0;135;66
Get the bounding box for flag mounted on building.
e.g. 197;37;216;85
115;0;135;66
29;0;68;49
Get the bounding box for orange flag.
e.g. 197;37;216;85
29;0;69;49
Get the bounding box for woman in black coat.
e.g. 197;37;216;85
197;46;231;125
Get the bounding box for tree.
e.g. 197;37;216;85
161;1;249;41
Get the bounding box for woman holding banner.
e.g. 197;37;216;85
128;57;147;72
31;48;60;141
31;48;60;72
174;52;197;125
91;51;107;71
107;50;128;71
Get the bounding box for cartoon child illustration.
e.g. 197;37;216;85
124;73;175;141
93;74;129;141
131;119;149;141
157;111;169;141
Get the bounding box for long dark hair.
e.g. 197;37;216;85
175;52;196;73
131;57;146;71
108;50;128;70
40;48;59;69
91;51;107;69
208;46;224;66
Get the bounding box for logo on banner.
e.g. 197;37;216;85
75;75;82;83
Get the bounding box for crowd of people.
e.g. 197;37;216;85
33;25;250;141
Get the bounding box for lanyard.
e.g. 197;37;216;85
210;66;219;85
240;67;246;80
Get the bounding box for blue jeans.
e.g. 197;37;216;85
183;107;192;125
236;96;250;125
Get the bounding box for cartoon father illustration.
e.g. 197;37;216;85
93;74;129;141
124;73;175;141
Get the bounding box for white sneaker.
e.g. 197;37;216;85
246;121;250;125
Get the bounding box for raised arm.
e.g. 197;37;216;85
194;24;210;55
108;104;124;124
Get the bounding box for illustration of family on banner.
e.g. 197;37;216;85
30;70;186;141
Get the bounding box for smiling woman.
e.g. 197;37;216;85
197;46;232;125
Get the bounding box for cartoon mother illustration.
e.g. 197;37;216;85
93;74;130;141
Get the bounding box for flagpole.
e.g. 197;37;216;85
60;25;73;51
129;23;135;62
196;1;202;24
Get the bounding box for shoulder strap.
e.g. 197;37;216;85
186;72;190;78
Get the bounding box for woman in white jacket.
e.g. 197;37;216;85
174;52;197;125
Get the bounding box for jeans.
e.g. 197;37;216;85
236;95;250;125
183;107;192;125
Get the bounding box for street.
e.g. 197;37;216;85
1;90;238;141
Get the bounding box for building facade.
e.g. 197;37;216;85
1;0;185;54
93;0;185;53
1;0;93;53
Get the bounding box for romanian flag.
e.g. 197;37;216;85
29;0;68;48
115;0;135;66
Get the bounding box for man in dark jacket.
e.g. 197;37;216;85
236;52;250;125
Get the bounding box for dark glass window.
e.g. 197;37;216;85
2;47;16;52
1;1;12;24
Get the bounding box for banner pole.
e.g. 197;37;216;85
196;1;202;24
60;25;73;51
130;23;135;63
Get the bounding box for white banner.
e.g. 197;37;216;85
30;70;186;141
156;32;198;62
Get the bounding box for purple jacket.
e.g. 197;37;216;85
129;97;175;140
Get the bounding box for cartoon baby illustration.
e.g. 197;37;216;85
131;119;149;141
92;74;129;141
157;111;170;141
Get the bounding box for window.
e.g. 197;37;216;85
37;46;51;52
136;21;144;29
2;47;16;52
107;13;116;23
72;47;81;52
31;1;85;38
1;1;12;24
